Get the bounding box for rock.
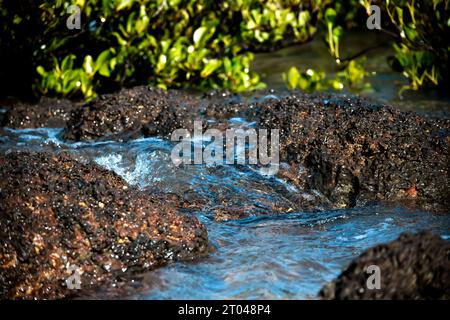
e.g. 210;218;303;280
0;151;209;299
319;231;450;299
254;94;450;213
63;86;201;141
202;92;450;214
2;97;78;128
0;107;7;127
3;88;449;214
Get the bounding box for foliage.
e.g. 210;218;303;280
323;7;344;61
282;0;449;94
0;0;448;100
0;0;327;100
385;0;449;92
336;57;371;91
282;57;371;92
325;0;449;92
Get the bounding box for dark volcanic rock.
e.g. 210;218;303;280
61;89;450;214
319;231;450;299
3;97;78;128
3;88;449;215
205;93;450;213
0;108;7;127
63;86;201;141
0;151;209;299
255;94;450;213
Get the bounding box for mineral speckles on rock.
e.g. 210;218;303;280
3;97;79;128
2;88;449;215
255;94;450;213
0;151;209;299
63;86;200;141
319;231;450;299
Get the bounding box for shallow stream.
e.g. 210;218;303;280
1;31;449;299
1;127;449;299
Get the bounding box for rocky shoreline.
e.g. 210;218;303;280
3;87;449;214
0;151;208;299
1;86;449;299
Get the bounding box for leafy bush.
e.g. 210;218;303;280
282;57;371;92
0;0;327;100
282;0;450;94
0;0;448;100
385;0;449;92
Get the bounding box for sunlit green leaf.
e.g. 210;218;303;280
324;8;337;26
201;59;222;78
287;66;300;89
116;0;134;11
83;55;94;76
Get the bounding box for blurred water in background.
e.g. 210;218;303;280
252;31;450;118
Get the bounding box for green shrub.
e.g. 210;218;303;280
282;57;371;92
0;0;326;100
0;0;448;100
282;0;449;94
385;0;449;91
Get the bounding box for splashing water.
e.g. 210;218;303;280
1;127;449;299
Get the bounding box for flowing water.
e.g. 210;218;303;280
1;32;449;299
1;127;449;299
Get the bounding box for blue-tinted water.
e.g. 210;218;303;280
132;208;449;299
1;127;449;299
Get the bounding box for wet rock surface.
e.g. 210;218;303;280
2;97;79;128
0;151;209;299
170;91;450;214
254;94;450;213
63;86;201;141
319;231;450;299
2;88;449;215
0;88;449;300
